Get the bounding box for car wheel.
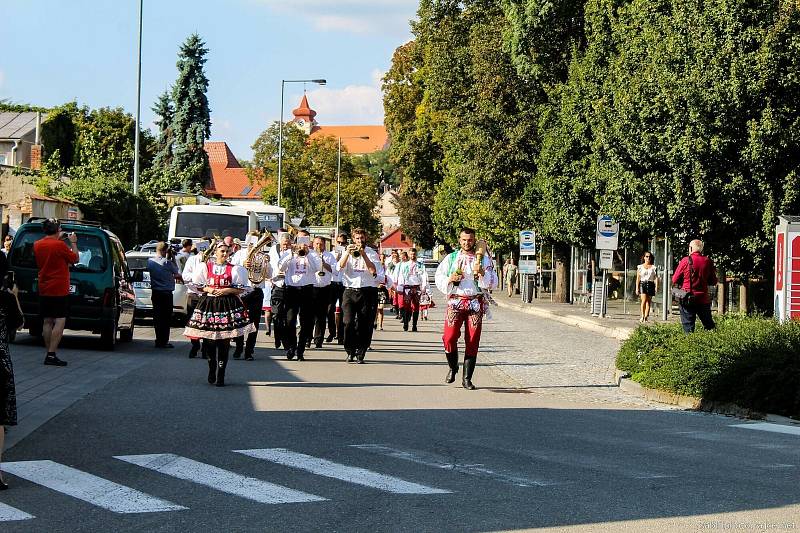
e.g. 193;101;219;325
119;321;134;342
101;318;117;351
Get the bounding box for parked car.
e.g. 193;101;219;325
124;251;189;323
8;218;136;349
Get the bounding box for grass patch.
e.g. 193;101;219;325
616;315;800;417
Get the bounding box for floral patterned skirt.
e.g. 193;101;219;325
0;307;17;426
183;294;256;340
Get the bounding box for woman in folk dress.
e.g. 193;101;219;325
184;242;255;386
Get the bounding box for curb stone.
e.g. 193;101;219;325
493;298;634;340
613;369;800;422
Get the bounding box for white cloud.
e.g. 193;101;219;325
290;69;386;125
255;0;416;36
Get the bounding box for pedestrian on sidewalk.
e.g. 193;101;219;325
672;239;718;333
0;277;23;490
635;251;659;322
184;241;255;387
147;242;180;349
504;258;518;297
435;228;498;390
33;219;78;366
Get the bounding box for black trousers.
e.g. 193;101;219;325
271;285;287;347
285;284;315;352
328;282;344;339
680;302;715;333
235;288;263;356
312;285;332;345
342;287;378;355
151;289;173;346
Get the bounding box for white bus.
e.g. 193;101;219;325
168;205;258;242
222;201;286;235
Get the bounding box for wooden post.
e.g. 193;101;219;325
739;279;749;313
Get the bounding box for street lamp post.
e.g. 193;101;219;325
277;78;326;208
336;136;369;239
133;0;143;243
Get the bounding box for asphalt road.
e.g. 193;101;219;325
1;306;799;532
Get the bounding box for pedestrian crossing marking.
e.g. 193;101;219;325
1;460;186;514
114;453;326;504
234;448;452;494
0;502;34;522
351;444;559;487
731;423;800;436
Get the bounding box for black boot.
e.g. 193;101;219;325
207;353;216;384
445;352;459;383
462;357;477;390
216;342;229;387
232;337;243;359
189;339;200;358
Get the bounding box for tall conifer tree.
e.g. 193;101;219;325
171;33;211;192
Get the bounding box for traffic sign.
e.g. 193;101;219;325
519;259;537;274
595;215;619;250
599;249;614;270
519;230;536;255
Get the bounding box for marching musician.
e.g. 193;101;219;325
329;232;349;344
269;233;293;350
337;228;383;363
278;230;321;361
230;230;272;361
434;227;497;390
310;236;336;349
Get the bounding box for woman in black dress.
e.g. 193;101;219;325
0;274;22;490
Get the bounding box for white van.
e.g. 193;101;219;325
168;204;258;241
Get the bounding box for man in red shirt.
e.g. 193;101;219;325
33;219;78;366
671;239;718;333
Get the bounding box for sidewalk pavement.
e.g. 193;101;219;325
491;293;676;340
6;330;155;450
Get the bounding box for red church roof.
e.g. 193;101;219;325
292;94;317;121
203;142;266;200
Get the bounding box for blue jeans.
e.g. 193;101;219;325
679;302;715;333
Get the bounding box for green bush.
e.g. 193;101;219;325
616;316;800;417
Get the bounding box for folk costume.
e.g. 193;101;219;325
434;249;497;389
395;256;429;332
184;260;255;386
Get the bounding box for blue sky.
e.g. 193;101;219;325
0;0;417;159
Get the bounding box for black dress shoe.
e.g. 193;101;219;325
232;349;242;359
412;326;418;332
314;342;323;349
356;350;365;364
325;334;335;343
244;353;254;361
346;352;355;362
305;340;312;349
155;343;175;349
44;355;67;366
189;345;200;358
296;350;305;361
286;348;295;361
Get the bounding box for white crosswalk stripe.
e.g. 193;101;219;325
234;448;452;494
115;453;326;504
0;502;35;522
351;444;560;487
1;460;186;514
730;423;800;436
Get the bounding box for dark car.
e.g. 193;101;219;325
8;218;136;349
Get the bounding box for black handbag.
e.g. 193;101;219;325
671;255;695;306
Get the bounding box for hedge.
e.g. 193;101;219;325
616;315;800;418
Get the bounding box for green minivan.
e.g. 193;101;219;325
8;218;136;350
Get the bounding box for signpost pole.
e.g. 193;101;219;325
662;232;669;321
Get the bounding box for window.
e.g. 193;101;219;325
10;230;108;273
401;233;407;241
0;154;6;165
175;212;249;239
240;186;253;195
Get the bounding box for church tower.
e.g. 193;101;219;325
291;94;317;135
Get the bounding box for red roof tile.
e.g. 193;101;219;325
308;125;388;154
203;142;266;199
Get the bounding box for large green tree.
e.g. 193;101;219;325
170;33;211;193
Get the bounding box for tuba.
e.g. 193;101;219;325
246;232;273;284
201;237;220;263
